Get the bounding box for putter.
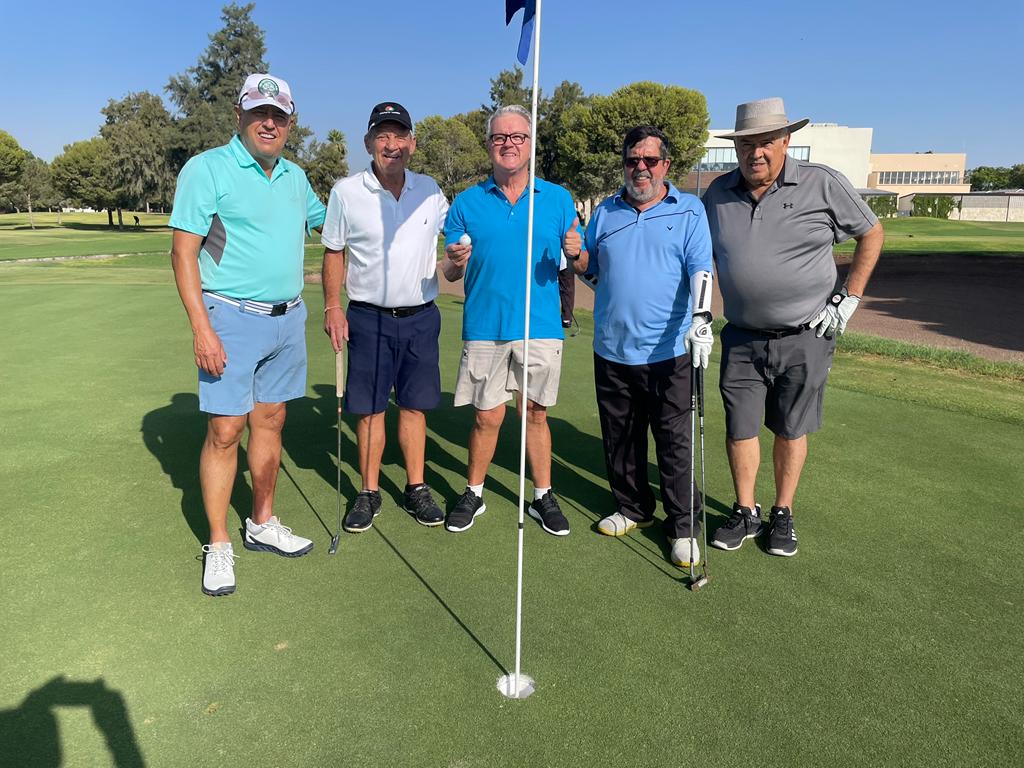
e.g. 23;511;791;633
689;365;710;591
328;347;345;555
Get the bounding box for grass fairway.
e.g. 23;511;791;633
0;257;1020;766
836;217;1024;256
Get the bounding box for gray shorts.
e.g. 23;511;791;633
719;323;835;440
454;339;563;410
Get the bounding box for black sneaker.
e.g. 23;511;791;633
528;491;570;536
404;484;444;527
710;503;764;551
446;489;486;532
343;490;382;533
766;506;798;556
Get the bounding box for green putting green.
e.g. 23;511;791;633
0;256;1020;767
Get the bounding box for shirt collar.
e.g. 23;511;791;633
362;166;416;194
483;175;542;199
229;135;290;180
612;181;679;209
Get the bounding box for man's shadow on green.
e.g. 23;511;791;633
140;393;253;543
0;676;145;767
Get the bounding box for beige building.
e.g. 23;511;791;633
868;153;970;196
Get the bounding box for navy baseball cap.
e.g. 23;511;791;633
367;102;413;131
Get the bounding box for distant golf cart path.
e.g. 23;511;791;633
433;252;1024;363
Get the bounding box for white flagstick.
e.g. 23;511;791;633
498;0;542;702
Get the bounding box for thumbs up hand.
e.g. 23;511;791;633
562;217;582;259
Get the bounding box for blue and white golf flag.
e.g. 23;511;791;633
505;0;536;65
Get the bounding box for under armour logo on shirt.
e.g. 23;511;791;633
782;203;794;209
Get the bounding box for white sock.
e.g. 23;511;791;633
468;483;484;498
534;487;550;501
211;541;232;550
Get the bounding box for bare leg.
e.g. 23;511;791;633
522;400;552;489
247;402;286;525
467;405;505;486
772;434;807;511
200;414;247;543
726;436;760;509
356;412;386;490
398;408;426;486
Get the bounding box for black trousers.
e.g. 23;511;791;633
594;352;702;538
558;267;575;325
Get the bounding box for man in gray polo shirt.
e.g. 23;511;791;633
702;97;884;557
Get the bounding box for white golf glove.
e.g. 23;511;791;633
685;270;714;368
685;315;714;368
810;288;861;338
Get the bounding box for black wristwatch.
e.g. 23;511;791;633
565;252;580;262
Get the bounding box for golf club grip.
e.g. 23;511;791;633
696;367;705;418
335;348;345;398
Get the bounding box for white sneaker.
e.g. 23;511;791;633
243;516;314;557
202;543;237;596
597;512;654;537
670;537;701;567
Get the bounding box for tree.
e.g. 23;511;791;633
409;115;490;201
485;68;533;112
165;2;269;170
969;166;1011;191
537;80;588;185
0;130;27;186
22;157;58;228
302;129;349;201
557;82;708;205
101;92;174;214
51;138;122;227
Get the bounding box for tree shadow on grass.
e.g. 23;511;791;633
0;676;145;767
140;393;252;543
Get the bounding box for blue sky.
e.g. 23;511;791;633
6;0;1021;169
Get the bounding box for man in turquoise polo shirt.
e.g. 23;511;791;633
441;104;581;536
170;73;327;597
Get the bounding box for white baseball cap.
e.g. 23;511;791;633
237;73;295;115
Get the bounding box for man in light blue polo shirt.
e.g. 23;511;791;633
441;104;581;536
170;73;327;597
583;125;715;570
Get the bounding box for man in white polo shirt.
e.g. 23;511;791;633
321;102;449;532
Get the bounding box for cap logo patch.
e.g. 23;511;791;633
258;78;280;97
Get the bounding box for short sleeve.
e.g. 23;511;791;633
306;181;327;232
320;184;348;251
169;156;217;236
826;170;878;242
684;202;714;276
436;185;450;234
443;194;466;247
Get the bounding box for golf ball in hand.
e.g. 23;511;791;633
458;234;472;246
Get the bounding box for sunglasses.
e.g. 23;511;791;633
625;156;664;169
489;133;530;146
239;88;294;113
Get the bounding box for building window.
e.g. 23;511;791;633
877;169;961;186
694;144;811;172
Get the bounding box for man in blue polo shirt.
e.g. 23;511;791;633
583;125;715;570
170;73;327;597
441;104;581;536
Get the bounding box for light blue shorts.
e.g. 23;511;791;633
198;293;308;416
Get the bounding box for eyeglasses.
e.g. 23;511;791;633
239;88;294;113
245;106;291;126
489;133;530;146
624;156;664;169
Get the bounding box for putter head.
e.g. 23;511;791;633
688;574;709;591
328;535;340;555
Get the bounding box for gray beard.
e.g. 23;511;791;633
625;175;660;204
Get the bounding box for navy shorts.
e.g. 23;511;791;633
345;302;441;414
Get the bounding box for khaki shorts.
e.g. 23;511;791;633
454;339;563;410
